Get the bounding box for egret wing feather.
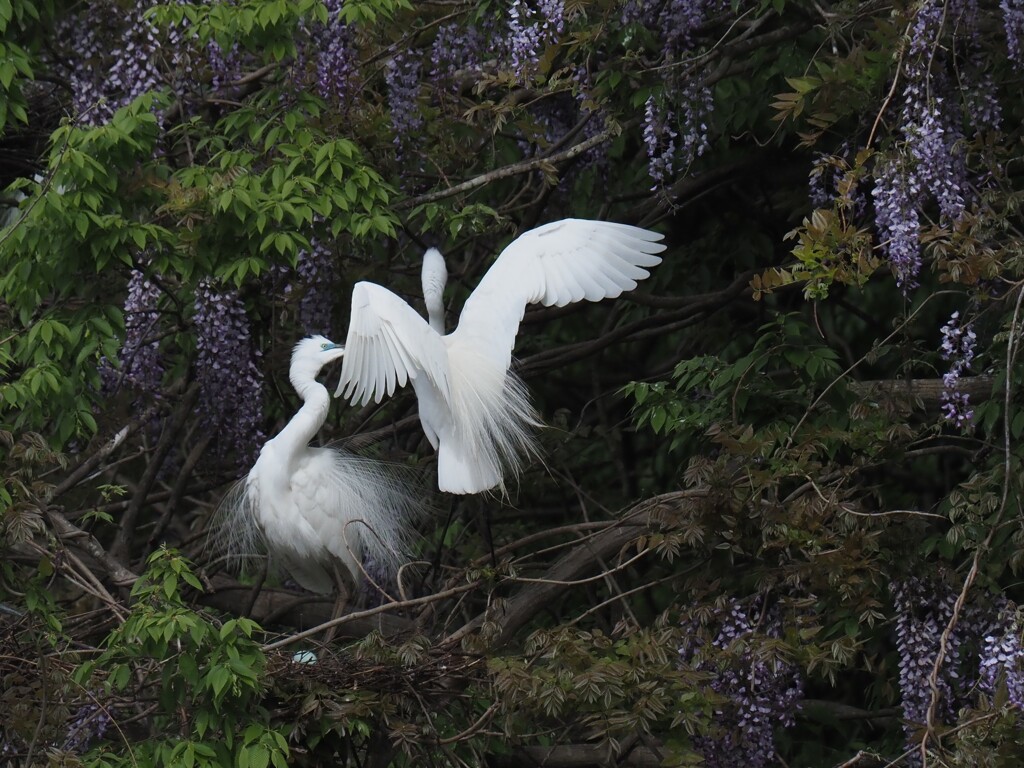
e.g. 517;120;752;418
451;219;666;367
337;282;451;406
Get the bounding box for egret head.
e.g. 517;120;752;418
290;335;345;390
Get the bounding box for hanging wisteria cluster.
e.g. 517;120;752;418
289;237;337;336
979;609;1024;707
681;83;713;165
0;696;112;759
207;39;242;92
868;0;1012;291
678;600;803;767
1002;0;1024;69
298;0;358;109
891;578;967;748
506;0;564;79
643;96;678;189
54;0;166;126
430;21;486;84
902;4;968;224
939;310;977;428
871;157;923;290
385;50;424;164
62;700;112;753
659;0;725;55
622;0;726;51
55;6;122;125
630;0;722;188
891;578;1024;763
193;280;264;464
106;269;165;396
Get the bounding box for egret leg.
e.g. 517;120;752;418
425;495;456;591
322;562;352;644
477;495;497;569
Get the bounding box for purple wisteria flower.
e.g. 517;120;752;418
385;50;423;163
622;0;726;55
1002;0;1024;69
939;310;977;428
632;0;718;189
678;80;712;167
508;0;541;74
679;600;802;767
660;0;722;54
207;40;242;91
644;96;677;189
900;6;968;225
107;3;162;103
305;0;358;108
979;611;1024;707
431;21;485;83
963;57;1003;133
506;0;564;80
292;237;338;336
194;280;264;464
903;98;966;224
891;578;962;765
870;0;997;294
55;8;120;125
63;700;112;752
890;578;1024;763
55;0;165;126
114;269;164;394
872;157;922;290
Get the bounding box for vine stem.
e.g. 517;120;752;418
920;281;1024;763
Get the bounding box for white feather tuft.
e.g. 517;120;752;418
210;446;423;593
314;446;424;578
208;474;268;577
437;342;542;494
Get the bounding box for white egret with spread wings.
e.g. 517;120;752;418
219;335;419;607
334;219;665;494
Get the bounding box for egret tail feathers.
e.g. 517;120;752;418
208;477;268;577
442;344;542;494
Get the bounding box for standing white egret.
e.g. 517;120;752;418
334;218;666;494
219;335;419;604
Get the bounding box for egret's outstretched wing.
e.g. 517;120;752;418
337;281;451;406
451;219;665;366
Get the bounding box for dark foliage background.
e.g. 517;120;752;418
2;0;1024;766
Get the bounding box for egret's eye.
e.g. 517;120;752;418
321;342;330;349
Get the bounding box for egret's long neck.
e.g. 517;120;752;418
273;374;330;458
422;248;448;335
424;290;445;335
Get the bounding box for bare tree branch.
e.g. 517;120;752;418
445;491;707;649
399;128;616;209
